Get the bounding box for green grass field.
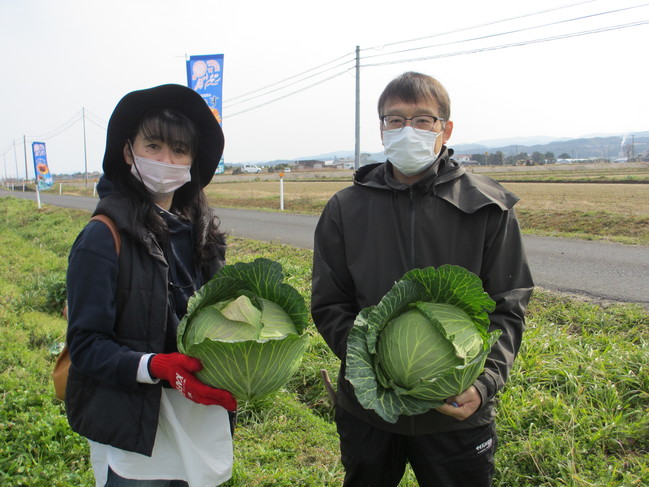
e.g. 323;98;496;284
0;196;647;486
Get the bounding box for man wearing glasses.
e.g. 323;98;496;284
311;71;533;486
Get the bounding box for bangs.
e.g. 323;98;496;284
137;108;198;156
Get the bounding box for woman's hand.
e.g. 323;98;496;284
149;352;237;410
436;385;482;421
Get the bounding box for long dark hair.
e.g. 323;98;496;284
111;108;226;270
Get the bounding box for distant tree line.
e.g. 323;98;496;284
470;151;557;165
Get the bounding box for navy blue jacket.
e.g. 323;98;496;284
65;177;222;455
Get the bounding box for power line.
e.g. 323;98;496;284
26;110;83;141
223;55;355;110
223;2;604;110
224;1;646;117
84;116;107;131
361;3;649;61
84;109;108;128
362;19;649;67
227;68;353;118
1;109;106;159
363;0;598;52
0;141;15;157
224;50;356;107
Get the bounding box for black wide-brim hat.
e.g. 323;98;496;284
102;84;224;187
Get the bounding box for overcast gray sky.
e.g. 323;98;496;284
2;0;647;177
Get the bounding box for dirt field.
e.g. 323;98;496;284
505;182;649;215
207;172;649;217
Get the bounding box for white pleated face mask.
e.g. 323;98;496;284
130;153;192;199
382;127;442;177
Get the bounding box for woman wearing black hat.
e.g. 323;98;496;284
65;84;236;486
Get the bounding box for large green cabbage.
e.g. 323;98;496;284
177;258;310;401
346;265;500;423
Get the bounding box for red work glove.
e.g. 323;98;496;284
149;353;237;410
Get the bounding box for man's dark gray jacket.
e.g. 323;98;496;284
311;148;534;435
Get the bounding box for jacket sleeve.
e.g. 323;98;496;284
66;221;144;388
474;207;534;403
311;197;360;360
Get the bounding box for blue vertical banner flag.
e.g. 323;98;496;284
186;53;225;174
31;142;54;190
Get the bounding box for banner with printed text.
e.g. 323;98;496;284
32;142;53;190
186;53;225;174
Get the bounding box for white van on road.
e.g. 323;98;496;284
241;164;262;174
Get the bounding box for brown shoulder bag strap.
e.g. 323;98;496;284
90;214;121;255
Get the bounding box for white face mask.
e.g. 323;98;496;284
130;152;192;199
382;126;442;177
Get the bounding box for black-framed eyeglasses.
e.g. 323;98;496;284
380;114;445;133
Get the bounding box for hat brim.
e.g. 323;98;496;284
102;84;224;187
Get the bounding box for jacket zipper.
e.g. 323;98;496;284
409;187;416;269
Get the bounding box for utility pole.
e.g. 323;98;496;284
13;140;19;182
354;45;360;170
23;135;28;180
82;107;89;187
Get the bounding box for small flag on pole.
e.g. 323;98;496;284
32;142;53;190
187;54;225;174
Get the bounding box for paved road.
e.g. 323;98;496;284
3;190;648;308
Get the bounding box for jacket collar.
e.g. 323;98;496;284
354;146;461;191
353;147;519;213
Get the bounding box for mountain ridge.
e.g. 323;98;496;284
238;132;649;165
